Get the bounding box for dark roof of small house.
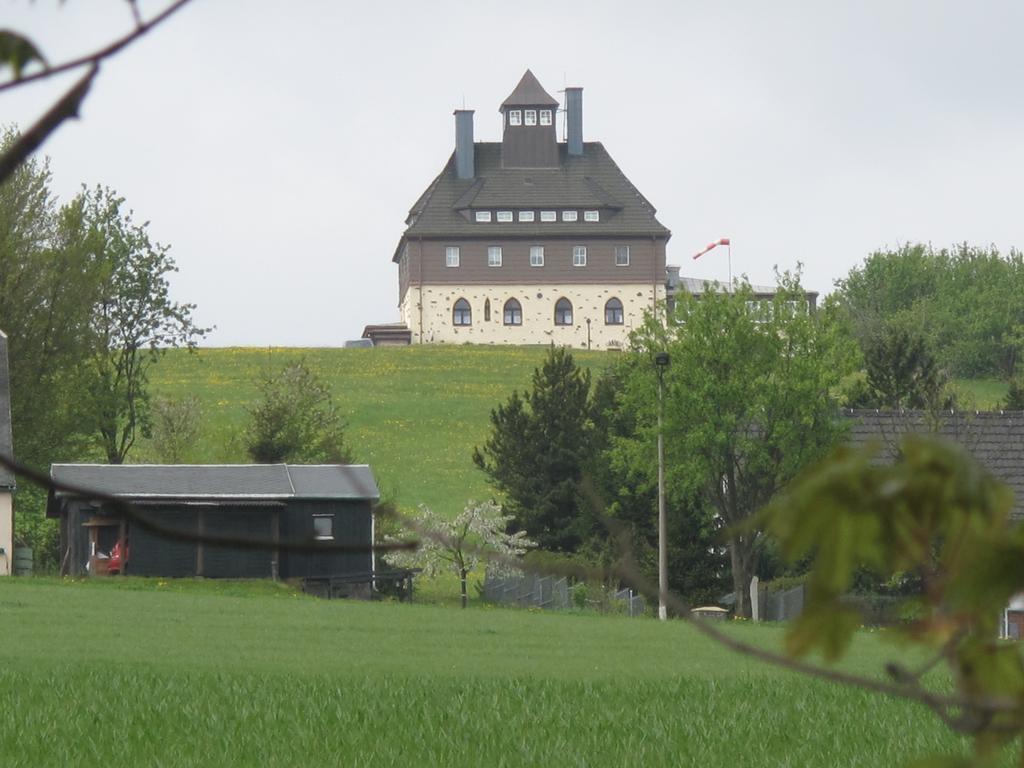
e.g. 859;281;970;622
48;464;380;503
395;142;669;260
0;331;14;490
844;410;1024;519
501;70;559;108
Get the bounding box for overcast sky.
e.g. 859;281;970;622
5;1;1022;346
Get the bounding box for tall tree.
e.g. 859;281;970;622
859;322;953;411
627;274;856;617
473;345;594;551
78;185;209;463
0;128;102;468
244;359;352;464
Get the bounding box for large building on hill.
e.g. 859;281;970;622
390;70;671;350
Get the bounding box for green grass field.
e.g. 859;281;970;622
143;346;1009;520
0;577;977;767
144;345;614;514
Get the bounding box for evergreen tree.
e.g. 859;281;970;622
473;346;594;551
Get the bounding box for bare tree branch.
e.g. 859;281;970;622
0;0;194;94
0;64;96;185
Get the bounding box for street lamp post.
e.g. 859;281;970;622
655;351;670;620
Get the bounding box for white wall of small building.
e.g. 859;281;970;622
401;283;665;349
0;491;11;575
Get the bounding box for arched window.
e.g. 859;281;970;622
604;297;624;325
503;298;522;326
453;298;472;326
554;298;573;326
484;299;491;322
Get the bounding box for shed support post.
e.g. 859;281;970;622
271;509;280;581
118;515;127;577
196;509;205;577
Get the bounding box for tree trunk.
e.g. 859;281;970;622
729;537;754;618
460;568;468;609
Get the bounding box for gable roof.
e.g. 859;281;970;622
395;142;670;260
48;464;380;506
0;331;14;490
844;410;1024;519
501;70;559;108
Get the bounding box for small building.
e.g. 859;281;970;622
47;464;379;586
0;331;14;576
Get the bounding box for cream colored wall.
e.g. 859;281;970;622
0;492;11;576
401;283;665;350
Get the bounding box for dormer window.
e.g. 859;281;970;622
518;211;535;222
496;211;513;222
540;211;556;222
540;110;552;126
562;211;578;222
524;110;537;126
584;210;600;222
508;110;521;126
475;211;492;223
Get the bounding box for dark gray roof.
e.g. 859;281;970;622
844;410;1024;519
395;142;669;259
501;70;559;108
49;464;379;502
0;331;14;490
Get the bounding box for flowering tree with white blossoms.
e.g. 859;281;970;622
388;500;535;608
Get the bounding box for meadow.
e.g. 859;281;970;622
143;345;1008;517
0;577;976;767
143;345;615;514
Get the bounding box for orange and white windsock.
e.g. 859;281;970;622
692;238;731;260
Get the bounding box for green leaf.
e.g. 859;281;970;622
0;30;46;80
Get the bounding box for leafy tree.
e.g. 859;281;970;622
244;359;352;464
77;185;208;464
1002;378;1024;410
473;345;594;551
852;322;954;411
589;363;727;607
627;273;856;617
386;500;534;608
757;435;1024;765
0;128;103;470
146;394;201;463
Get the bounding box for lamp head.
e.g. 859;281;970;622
654;352;670;368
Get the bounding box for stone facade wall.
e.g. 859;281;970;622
400;283;665;349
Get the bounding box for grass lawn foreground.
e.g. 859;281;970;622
0;577;973;767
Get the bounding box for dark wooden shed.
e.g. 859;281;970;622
47;464;380;583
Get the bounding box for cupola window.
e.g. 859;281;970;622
508;110;521;126
540;110;552;126
524;109;537;126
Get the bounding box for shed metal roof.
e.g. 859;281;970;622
49;464;380;502
843;410;1024;519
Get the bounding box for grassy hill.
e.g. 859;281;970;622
145;345;614;513
144;345;1010;516
0;577;969;766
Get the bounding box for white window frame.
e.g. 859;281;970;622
573;245;587;267
488;246;502;267
540;211;556;222
313;515;335;541
508;110;521;126
584;210;600;222
524;109;537;126
445;246;460;268
530;245;544;267
540;109;552;126
475;211;491;223
496;210;513;222
615;245;630;266
518;211;535;222
562;210;578;222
